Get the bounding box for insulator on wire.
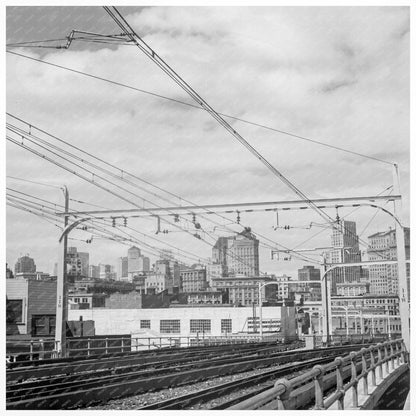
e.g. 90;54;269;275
123;217;127;227
236;211;240;224
112;217;116;227
174;214;179;222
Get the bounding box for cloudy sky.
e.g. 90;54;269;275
5;5;410;276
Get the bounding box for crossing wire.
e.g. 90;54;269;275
6;193;204;263
103;7;392;263
7;116;321;265
6;49;394;165
102;6;352;231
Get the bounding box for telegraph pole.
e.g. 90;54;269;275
392;164;409;350
55;186;69;357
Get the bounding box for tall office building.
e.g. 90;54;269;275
88;265;100;279
14;255;36;275
367;227;410;296
298;265;320;281
212;237;229;267
99;263;116;280
116;257;128;281
66;247;82;280
77;252;89;277
127;246;150;280
327;220;361;292
211;228;259;277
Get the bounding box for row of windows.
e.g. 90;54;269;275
139;319;233;334
73;297;89;303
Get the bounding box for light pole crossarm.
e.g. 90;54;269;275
58;217;91;243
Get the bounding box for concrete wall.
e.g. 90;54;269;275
68;306;286;337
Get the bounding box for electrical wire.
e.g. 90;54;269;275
7;116;321;266
5;50;394;166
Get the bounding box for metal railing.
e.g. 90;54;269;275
6;332;398;361
231;338;408;410
7;333;279;360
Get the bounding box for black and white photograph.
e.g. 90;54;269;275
4;1;413;412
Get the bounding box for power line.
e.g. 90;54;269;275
6;175;62;189
6;50;394;166
7;117;320;265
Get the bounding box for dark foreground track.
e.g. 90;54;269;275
6;342;370;410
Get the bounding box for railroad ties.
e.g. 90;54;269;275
7;341;372;410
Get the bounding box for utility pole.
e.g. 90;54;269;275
55;186;69;357
321;255;331;346
392;164;409;350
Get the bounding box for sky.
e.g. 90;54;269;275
4;4;411;276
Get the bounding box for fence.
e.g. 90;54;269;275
6;333;277;360
230;338;408;410
6;332;397;361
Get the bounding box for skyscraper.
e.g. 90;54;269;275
14;255;36;275
212;228;259;277
127;246;150;280
116;257;128;281
367;227;410;295
327;220;361;292
77;252;89;278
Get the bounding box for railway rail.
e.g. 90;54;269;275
7;341;371;410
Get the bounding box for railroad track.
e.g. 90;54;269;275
138;355;338;410
6;343;369;410
6;341;297;384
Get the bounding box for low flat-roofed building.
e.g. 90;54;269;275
68;292;106;309
187;291;226;305
6;279;56;336
336;281;370;297
211;276;277;306
68;305;296;339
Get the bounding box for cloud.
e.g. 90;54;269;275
6;6;410;273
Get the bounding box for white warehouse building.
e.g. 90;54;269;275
68;306;296;339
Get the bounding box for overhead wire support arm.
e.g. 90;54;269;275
103;6;336;225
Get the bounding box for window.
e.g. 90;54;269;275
140;319;151;329
82;298;89;303
7;299;23;324
160;319;180;333
221;319;232;334
190;319;211;334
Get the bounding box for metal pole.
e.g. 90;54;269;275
387;314;391;339
346;307;349;337
321;257;331;346
392;164;409;350
55;186;69;357
258;282;263;340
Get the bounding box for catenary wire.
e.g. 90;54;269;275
7;116;321;265
5;50;394;166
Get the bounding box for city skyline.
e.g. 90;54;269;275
5;6;410;278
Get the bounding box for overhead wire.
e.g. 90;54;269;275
6;193;204;263
103;5;395;262
7;115;321;266
5;50;394;166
